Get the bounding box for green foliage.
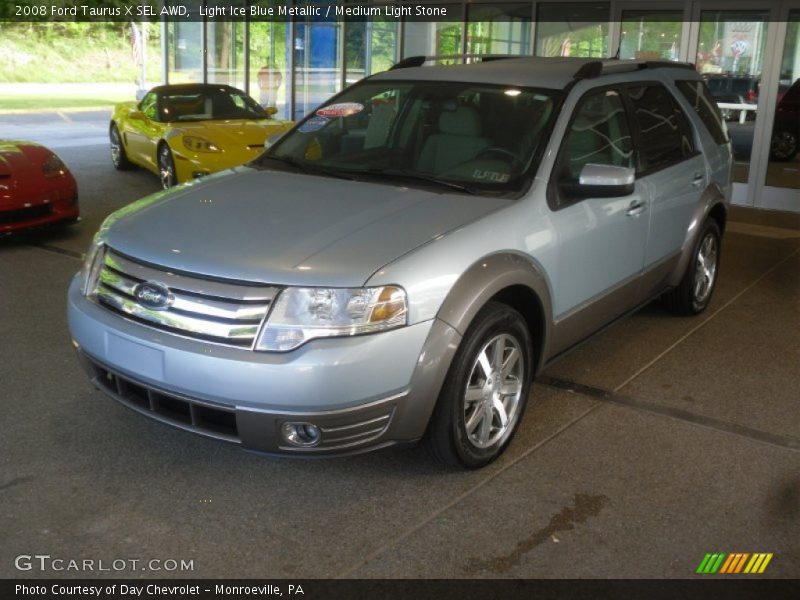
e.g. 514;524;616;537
0;22;161;83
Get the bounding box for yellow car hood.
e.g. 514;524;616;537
171;119;290;148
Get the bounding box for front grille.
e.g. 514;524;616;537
91;360;240;442
92;248;279;349
0;203;52;224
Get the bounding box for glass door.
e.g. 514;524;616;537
760;8;800;211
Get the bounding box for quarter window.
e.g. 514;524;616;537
675;80;729;145
627;84;695;173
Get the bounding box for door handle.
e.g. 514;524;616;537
691;172;704;188
626;200;646;217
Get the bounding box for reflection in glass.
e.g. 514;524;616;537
696;11;769;184
619;11;682;61
249;20;289;119
766;14;800;191
293;19;342;119
402;9;464;64
535;2;609;58
467;3;532;56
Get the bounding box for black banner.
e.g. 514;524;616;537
3;579;800;600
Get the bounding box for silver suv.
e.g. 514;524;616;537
68;57;732;468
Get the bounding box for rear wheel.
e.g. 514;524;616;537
426;302;534;469
158;143;177;189
662;219;721;316
109;123;132;170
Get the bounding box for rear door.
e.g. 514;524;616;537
624;82;705;300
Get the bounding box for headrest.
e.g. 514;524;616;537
439;106;482;136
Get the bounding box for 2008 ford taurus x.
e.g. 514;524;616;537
68;57;732;468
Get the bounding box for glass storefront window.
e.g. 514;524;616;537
249;20;289;119
345;18;398;85
206;15;245;90
619;10;682;61
466;3;532;56
696;11;769;184
293;18;342;119
766;12;800;192
535;2;609;58
167;20;203;84
402;6;464;64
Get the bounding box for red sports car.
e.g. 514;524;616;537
0;140;79;234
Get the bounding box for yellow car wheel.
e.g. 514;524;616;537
158;143;177;189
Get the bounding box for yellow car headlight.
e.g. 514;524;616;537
183;136;221;153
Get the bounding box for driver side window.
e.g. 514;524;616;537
139;93;159;121
561;89;634;183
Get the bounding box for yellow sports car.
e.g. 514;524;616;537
110;84;293;188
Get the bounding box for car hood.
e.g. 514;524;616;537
101;168;510;287
0;140;38;178
171;119;291;147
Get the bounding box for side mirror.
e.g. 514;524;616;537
576;163;635;197
264;106;278;117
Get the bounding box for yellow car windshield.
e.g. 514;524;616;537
161;88;267;122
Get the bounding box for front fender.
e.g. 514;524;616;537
436;251;553;373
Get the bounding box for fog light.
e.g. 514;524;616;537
281;421;321;447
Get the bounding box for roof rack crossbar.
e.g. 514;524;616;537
574;59;696;79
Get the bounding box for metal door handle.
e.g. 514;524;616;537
626;200;646;217
691;173;704;188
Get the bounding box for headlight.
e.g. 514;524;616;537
80;238;105;296
255;286;407;352
42;152;67;177
183;136;221;153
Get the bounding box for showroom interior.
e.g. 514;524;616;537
1;0;799;583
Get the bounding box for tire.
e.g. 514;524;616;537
157;143;177;189
770;130;798;162
109;123;133;170
425;301;534;469
661;219;721;316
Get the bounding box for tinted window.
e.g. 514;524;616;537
560;89;634;183
628;84;695;173
676;80;729;145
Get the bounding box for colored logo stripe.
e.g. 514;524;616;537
697;553;773;574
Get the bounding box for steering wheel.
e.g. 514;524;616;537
475;146;524;169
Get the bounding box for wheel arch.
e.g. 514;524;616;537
668;184;728;287
435;251;553;374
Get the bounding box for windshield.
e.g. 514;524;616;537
261;80;558;194
160;87;267;122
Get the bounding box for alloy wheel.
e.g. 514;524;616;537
693;232;718;305
771;131;798;161
463;333;524;449
110;127;121;167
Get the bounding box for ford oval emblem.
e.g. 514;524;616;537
133;282;174;311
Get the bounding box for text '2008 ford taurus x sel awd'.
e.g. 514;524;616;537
68;57;732;468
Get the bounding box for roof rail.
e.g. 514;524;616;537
574;59;696;79
388;54;516;70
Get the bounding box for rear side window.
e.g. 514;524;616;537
676;80;729;145
627;84;696;173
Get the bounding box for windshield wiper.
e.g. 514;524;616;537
362;168;478;195
257;155;360;181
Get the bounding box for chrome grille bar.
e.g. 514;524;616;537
91;248;279;348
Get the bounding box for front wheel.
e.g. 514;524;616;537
662;219;721;316
425;302;534;469
770;130;798;162
109;123;133;170
158;144;177;189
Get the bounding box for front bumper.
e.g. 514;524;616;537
67;275;460;455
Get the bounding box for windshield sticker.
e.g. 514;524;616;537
298;116;330;133
316;102;364;118
472;169;510;183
